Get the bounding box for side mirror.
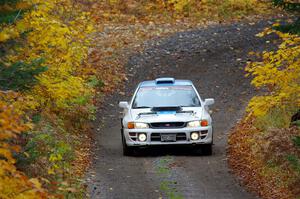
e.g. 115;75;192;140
204;98;215;106
119;101;129;109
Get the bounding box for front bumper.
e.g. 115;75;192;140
123;126;213;147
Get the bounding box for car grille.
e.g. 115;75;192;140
150;133;187;142
149;122;186;129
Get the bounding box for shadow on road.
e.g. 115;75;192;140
129;145;212;157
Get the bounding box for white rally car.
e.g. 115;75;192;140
119;78;214;156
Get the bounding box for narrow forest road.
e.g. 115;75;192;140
88;20;277;199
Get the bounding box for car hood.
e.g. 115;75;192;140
130;107;203;123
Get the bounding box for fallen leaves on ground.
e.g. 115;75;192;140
228;117;300;199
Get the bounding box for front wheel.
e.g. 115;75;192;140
202;144;212;156
122;131;134;156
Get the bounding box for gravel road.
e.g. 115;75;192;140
88;20;277;199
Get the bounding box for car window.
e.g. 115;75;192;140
132;85;201;108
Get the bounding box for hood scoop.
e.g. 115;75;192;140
136;106;195;119
151;106;182;112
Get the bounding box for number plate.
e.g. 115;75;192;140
161;134;176;142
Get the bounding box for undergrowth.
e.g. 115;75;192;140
228;4;300;198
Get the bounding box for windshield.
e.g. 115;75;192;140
132;85;201;108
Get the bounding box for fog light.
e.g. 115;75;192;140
138;133;147;142
191;132;200;140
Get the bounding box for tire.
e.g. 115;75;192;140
202;144;213;156
121;130;134;156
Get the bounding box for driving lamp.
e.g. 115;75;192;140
138;133;147;142
191;132;200;140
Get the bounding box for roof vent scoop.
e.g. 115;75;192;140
155;77;175;84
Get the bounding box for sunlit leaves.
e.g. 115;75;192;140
246;28;300;117
8;0;95;110
167;0;191;12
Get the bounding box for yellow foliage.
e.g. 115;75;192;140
0;0;95;196
246;29;300;116
109;0;119;4
167;0;191;12
5;0;94;110
0;32;10;42
226;0;258;10
0;1;31;43
0;26;20;42
0;92;50;198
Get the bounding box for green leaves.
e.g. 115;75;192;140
0;0;21;5
272;0;300;34
293;136;300;148
273;0;300;12
0;9;24;24
274;18;300;35
287;154;300;174
0;58;47;91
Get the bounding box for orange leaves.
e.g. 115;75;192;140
0;104;27;136
90;0;272;25
0;165;49;198
228;117;299;199
0;92;50;198
0;92;29;143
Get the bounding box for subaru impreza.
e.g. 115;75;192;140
119;78;214;156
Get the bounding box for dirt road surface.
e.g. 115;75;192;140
88;20;276;199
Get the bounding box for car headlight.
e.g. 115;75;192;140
127;122;149;129
187;121;201;127
187;120;208;127
135;122;149;129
